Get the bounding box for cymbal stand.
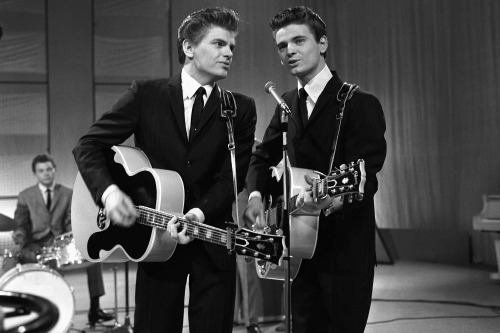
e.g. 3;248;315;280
104;262;133;333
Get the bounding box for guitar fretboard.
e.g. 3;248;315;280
137;205;229;246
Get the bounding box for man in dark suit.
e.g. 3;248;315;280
244;6;387;333
72;7;256;333
13;153;114;327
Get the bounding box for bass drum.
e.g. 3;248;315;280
0;263;75;333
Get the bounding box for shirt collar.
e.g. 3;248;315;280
38;183;55;193
181;68;214;100
297;65;333;104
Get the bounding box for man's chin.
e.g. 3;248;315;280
216;70;229;80
41;180;54;186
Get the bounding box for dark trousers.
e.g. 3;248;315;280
133;242;236;333
291;259;374;333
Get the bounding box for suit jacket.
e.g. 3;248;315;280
73;74;257;270
246;71;387;273
14;184;72;242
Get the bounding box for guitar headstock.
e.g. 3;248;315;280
234;228;284;265
312;159;366;201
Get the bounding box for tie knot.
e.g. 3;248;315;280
299;88;308;100
195;87;206;98
46;189;51;194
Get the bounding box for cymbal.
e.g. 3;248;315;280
0;213;17;232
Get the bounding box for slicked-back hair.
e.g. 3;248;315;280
32;153;56;173
177;7;240;64
270;6;328;58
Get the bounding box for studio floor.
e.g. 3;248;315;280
1;260;500;332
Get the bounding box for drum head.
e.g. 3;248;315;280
0;264;75;333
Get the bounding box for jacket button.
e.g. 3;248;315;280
187;160;191;167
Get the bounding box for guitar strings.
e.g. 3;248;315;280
136;205;275;244
134;206;281;262
137;206;227;240
270;172;359;218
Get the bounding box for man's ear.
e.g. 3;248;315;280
319;35;328;54
182;39;194;60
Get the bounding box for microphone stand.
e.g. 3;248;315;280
279;104;292;333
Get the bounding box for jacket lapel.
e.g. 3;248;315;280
166;74;189;142
306;71;344;126
33;186;47;211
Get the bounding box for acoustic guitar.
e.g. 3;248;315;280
255;160;366;281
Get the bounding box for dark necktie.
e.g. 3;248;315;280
299;88;309;127
46;189;51;210
189;87;206;140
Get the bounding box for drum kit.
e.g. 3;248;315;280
0;213;90;332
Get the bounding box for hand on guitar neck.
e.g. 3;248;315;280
168;213;198;244
105;185;200;245
295;173;342;214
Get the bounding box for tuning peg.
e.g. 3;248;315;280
355;193;364;201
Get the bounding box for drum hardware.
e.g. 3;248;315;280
1;249;19;277
103;262;132;333
102;266;125;331
36;232;92;271
0;290;59;332
0;231;94;332
0;263;75;333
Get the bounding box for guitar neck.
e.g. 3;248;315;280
137;205;230;247
266;194;299;227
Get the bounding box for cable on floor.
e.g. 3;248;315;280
368;298;500;325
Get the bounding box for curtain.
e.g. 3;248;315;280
172;0;500;262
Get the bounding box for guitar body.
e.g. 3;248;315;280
286;167;320;259
256;166;320;281
72;146;183;262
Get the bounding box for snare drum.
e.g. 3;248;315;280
0;263;75;333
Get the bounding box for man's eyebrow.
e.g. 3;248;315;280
277;34;307;44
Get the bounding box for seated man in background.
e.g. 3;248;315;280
12;153;114;327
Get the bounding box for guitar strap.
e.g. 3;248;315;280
327;82;359;175
220;89;242;228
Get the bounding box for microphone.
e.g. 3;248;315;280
264;82;291;115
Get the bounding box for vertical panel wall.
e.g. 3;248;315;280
47;0;93;187
0;0;48;216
